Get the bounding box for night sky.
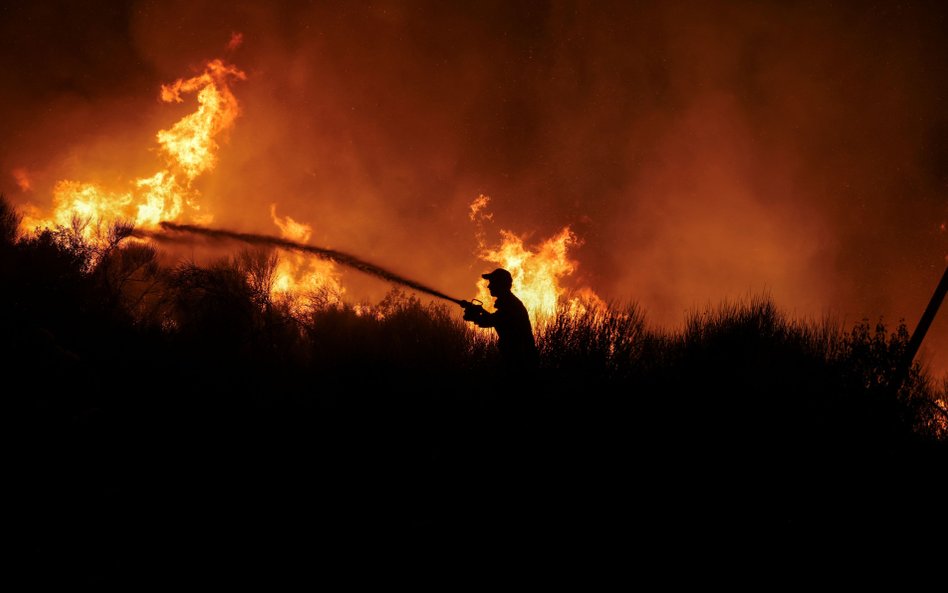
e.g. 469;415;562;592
2;0;946;376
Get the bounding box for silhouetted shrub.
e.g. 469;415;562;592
302;289;488;396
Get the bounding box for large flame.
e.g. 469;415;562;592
471;194;604;327
156;59;245;181
18;53;344;315
22;59;245;239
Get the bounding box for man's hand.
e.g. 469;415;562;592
459;300;486;321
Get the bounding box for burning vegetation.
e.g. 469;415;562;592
17;57;599;325
22;60;245;237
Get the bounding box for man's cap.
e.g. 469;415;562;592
482;268;513;285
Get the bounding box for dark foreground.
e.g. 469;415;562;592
14;370;947;584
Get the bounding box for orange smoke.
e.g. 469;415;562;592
227;32;244;52
12;167;31;192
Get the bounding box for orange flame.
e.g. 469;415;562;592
469;193;493;246
269;205;344;313
22;59;245;240
471;195;603;327
157;59;246;181
16;55;601;327
18;54;342;316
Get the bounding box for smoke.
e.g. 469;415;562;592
1;0;946;374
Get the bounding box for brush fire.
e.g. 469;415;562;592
16;54;596;326
4;3;947;378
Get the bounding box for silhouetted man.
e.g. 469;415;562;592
463;268;539;379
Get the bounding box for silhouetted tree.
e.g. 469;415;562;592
0;193;20;246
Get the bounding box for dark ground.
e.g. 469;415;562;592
13;369;946;584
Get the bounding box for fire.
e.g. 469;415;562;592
469;193;493;248
269;205;344;313
477;227;577;322
22;58;246;240
157;59;246;181
471;195;603;327
17;52;599;327
135;172;185;226
18;51;344;316
25;175;186;237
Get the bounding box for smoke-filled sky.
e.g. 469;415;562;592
2;0;946;376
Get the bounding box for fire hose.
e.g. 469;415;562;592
139;221;487;317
